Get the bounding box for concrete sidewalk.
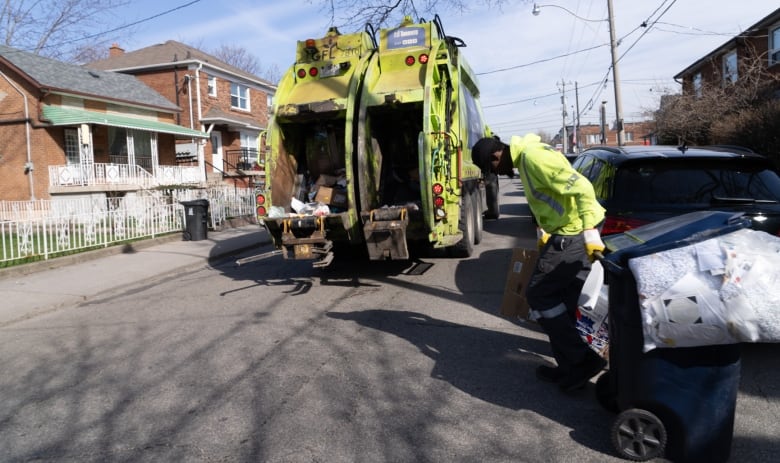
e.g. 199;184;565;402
0;225;271;327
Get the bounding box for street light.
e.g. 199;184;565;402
532;2;624;146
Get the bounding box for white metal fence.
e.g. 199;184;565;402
0;187;257;266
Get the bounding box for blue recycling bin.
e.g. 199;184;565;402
598;211;750;463
180;199;209;241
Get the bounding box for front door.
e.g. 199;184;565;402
210;132;223;172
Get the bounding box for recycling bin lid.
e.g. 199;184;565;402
179;199;210;207
604;211;751;268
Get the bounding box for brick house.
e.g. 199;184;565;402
575;121;656;148
674;7;780;95
88;41;277;189
554;120;656;152
0;44;208;202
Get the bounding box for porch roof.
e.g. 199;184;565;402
42;105;209;139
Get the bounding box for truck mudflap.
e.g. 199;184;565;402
238;216;335;268
362;206;410;260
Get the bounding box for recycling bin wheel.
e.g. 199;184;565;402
611;408;667;461
595;371;619;413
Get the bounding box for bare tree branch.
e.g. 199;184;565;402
0;0;132;62
314;0;516;30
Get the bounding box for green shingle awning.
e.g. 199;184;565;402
43;105;209;139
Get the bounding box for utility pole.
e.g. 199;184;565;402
600;101;607;144
607;0;624;146
574;81;581;153
560;80;568;154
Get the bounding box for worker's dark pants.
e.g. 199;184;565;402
527;233;593;371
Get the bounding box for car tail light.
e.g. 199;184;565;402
601;216;650;236
309;67;318;77
405;55;416;66
297;68;307;78
418;53;429;64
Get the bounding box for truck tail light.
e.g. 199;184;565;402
432;183;445;220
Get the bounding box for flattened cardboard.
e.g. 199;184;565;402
315;186;348;209
500;248;539;320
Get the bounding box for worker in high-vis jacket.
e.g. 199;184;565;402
480;133;608;393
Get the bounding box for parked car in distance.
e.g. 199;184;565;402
571;145;780;236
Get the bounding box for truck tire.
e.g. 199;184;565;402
473;187;483;245
450;189;475;258
484;173;500;220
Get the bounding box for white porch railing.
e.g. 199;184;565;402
48;163;203;189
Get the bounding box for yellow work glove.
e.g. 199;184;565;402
583;228;605;261
536;227;551;251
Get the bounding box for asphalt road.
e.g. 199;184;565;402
1;177;778;462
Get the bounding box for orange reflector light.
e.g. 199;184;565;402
405;55;416;66
432;183;444;195
297;68;306;78
434;196;445;207
256;194;265;205
309;67;318;77
305;39;316;48
418;53;429;64
256;206;267;216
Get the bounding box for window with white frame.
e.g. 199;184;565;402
231;82;250;110
693;72;702;97
722;50;738;84
624;132;634;142
208;76;217;97
770;25;780;66
586;134;600;144
64;128;80;165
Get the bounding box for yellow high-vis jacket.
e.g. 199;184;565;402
510;134;605;235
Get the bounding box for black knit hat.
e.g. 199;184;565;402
472;136;508;172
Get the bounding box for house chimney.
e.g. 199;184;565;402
109;43;125;57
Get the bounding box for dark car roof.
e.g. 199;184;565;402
581;145;770;165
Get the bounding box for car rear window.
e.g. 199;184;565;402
612;159;780;207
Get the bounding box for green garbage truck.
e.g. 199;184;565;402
247;15;499;268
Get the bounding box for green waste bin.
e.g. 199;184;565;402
180;199;209;241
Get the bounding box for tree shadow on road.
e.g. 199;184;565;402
327;309;618;458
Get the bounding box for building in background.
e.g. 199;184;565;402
0;44;208;202
88;41;277;190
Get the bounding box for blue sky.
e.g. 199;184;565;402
118;0;778;140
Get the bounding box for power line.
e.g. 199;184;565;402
38;1;203;50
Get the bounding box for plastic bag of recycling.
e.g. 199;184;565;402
629;228;780;351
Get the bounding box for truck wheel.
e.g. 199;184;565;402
473;187;483;245
484;173;500;220
450;190;474;258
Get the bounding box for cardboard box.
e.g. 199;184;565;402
500;248;539;319
315;186;348;209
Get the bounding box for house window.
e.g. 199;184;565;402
231;82;250;110
693;72;702;97
624;132;634;142
770;25;780;66
108;127;156;168
64;128;80;165
208;76;217;97
586;134;599;144
722;50;738;84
